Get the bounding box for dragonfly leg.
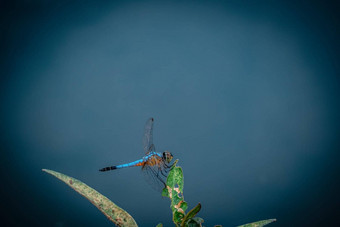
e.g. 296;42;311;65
148;166;166;185
156;165;167;178
160;169;167;177
166;163;175;168
164;163;173;168
163;166;172;173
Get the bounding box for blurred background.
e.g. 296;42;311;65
0;0;339;226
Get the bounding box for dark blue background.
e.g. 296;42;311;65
1;0;339;226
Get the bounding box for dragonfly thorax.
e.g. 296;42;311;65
162;151;173;163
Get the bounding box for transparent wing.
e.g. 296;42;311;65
141;144;170;192
142;163;168;192
143;117;154;154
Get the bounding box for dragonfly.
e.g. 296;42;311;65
99;117;173;191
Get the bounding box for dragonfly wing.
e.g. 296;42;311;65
141;161;168;192
141;118;170;191
143;117;154;154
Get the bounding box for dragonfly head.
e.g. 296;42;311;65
162;151;173;163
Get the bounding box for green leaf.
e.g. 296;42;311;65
163;160;188;226
166;166;184;191
162;187;169;197
186;217;204;227
181;203;201;227
42;169;138;227
180;201;188;211
237;218;276;227
156;223;163;227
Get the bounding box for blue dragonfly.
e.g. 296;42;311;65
99;118;173;190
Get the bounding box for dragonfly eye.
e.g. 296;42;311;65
163;151;173;163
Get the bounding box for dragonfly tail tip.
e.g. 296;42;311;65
99;166;117;172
